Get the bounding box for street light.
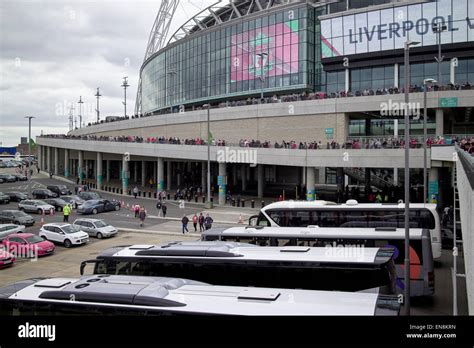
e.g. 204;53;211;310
202;103;212;209
403;39;420;316
95;87;101;123
78;96;84;128
25;116;35;198
423;78;437;204
121;77;129;118
256;52;268;103
432;23;447;85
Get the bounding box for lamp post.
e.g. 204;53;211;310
423;78;437;204
121;77;129;118
256;52;268;103
403;40;420;316
78;96;83;128
167;70;177;113
433;23;447;85
203;103;212;209
95;87;101;123
25;116;34;198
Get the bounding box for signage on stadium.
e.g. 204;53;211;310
321;0;474;58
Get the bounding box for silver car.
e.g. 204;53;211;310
73;218;118;239
18;200;55;215
0;224;25;240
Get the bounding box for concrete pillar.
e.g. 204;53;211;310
241;165;247;191
92;159;97;179
393;168;398;185
106;160;111;183
122;156;129;194
119;161;122;179
428;168;439;204
96;152;103;189
153;161;157;186
133;161;138;183
201;162;206;192
393;119;398;187
218;162;227;205
78;151;84;181
317;167;325;184
37;145;42;172
54;148;59;175
141;161;146;187
168;161;172;190
64;149;69;178
306;167;315;201
435;109;444;136
157;158;164;193
176;163;181;188
46;147;51;173
257;164;264;198
232;165;237;186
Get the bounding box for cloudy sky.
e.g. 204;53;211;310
0;0;214;146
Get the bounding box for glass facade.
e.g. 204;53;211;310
141;5;312;114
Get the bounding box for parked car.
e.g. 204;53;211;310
77;199;121;215
2;233;55;257
12;174;27;181
0;224;25;240
32;189;58;199
0;249;15;268
0;174;16;183
18;200;55;215
0;210;35;226
47;185;72;196
39;223;89;248
61;195;85;209
5;191;28;202
0;178;4;183
0;192;10;204
43;198;68;212
78;191;101;201
73;218;118;239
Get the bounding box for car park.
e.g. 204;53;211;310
0;210;35;226
32;188;58;199
43;198;68;212
61;195;85;209
5;191;28;202
12;174;27;181
0;192;10;204
18;200;55;215
78;191;100;201
0;174;16;183
47;185;72;196
39;223;89;248
2;233;55;257
0;224;25;240
73;218;118;239
0;249;15;268
77;199;121;215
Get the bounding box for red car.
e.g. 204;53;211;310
2;233;55;257
0;249;15;268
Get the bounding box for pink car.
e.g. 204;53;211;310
2;233;55;257
0;249;15;268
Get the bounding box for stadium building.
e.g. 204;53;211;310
37;0;474;208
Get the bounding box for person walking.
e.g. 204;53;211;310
204;213;213;230
139;207;146;227
76;177;80;185
63;203;71;222
161;203;167;218
134;204;140;218
198;212;204;232
181;215;189;234
133;186;139;199
192;213;198;232
156;200;162;216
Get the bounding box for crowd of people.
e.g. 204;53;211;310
42;133;468;150
80;83;472;128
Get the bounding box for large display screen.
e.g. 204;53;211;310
230;21;299;82
321;0;474;58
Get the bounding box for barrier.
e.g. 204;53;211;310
232;199;235;207
251;200;255;208
149;192;152;198
202;196;206;204
261;201;265;208
195;196;198;203
241;199;245;208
